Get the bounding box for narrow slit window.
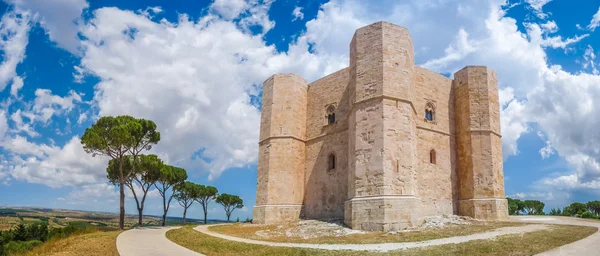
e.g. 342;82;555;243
430;149;436;164
328;154;336;170
425;110;433;121
326;105;336;124
425;102;435;122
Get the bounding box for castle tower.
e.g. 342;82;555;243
453;66;508;220
253;74;308;224
345;22;421;231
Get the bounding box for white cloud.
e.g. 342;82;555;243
10;109;39;137
422;28;478;71
32;89;83;123
509;192;554;200
587;7;600;31
2;0;600;208
582;45;598;75
78;8;277;180
0;110;8;139
10;76;24;96
525;0;552;19
211;0;250;20
4;136;108;188
292;6;304;21
6;0;89;53
537;131;555;159
540;20;558;33
0;9;30;91
525;22;588;50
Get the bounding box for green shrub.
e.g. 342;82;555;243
3;240;43;254
581;211;595;219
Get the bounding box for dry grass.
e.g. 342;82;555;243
167;224;597;256
20;230;122;256
209;221;525;244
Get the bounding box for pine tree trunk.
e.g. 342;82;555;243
183;207;187;225
119;159;125;230
138;208;143;227
203;205;208;224
162;190;167;226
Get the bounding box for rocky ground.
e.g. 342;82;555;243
253;215;477;239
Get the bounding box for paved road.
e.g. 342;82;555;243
116;227;203;256
510;216;600;256
194;223;548;252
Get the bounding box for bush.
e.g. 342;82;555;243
3;240;43;254
581;211;595;219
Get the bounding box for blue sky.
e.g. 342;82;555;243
1;0;600;220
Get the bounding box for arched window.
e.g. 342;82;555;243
425;102;435;122
326;105;336;124
430;149;436;164
328;153;336;170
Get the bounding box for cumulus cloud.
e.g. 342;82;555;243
77;8;276;180
4;136;108;188
6;0;88;53
0;8;30;91
2;0;600;209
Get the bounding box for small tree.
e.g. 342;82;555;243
216;193;244;223
507;197;524;215
522;200;545;215
155;165;187;226
564;202;587;216
174;181;201;225
549;208;562;216
586;201;600;216
81;116;135;229
196;185;218;224
107;155;162;226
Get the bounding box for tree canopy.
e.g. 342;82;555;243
174;181;201;224
81;115;160;229
155;165;187;226
521;200;545;215
216;193;244;222
196;185;218;224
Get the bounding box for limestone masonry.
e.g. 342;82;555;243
253;21;508;231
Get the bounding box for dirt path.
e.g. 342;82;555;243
194;224;548;252
117;226;203;256
510;216;600;256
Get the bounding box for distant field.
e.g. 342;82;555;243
0;207;217;231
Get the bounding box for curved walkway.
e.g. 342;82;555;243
117;226;203;256
194;223;548;252
510;216;600;256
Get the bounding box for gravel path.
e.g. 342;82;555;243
117;226;203;256
194;223;548;252
510;216;600;256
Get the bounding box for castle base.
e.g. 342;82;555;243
252;205;303;224
458;198;508;220
344;196;422;231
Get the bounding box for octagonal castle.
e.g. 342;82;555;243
253;21;508;231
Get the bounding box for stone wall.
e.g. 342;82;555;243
414;67;457;216
304;68;351;219
454;66;508;220
253;74;308;224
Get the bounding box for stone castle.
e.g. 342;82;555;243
253;21;508;231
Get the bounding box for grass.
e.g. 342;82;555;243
167;224;597;256
19;230;122;256
208;221;525;244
